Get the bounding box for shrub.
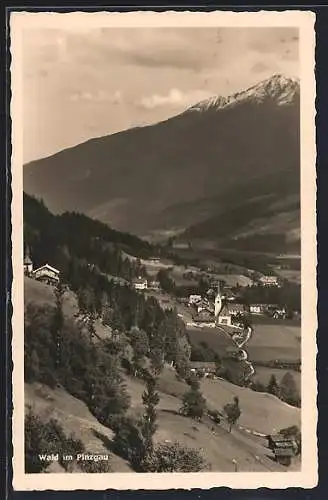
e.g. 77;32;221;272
142;441;207;472
111;415;146;470
24;304;131;427
224;396;241;432
25;407;85;473
279;372;301;407
267;374;280;397
180;386;207;420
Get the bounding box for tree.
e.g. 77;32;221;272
267;374;280;397
224;396;241;432
280;372;300;407
141;375;160;459
251;380;267;393
129;327;150;375
25;408;85;473
156;269;175;294
142;441;207;472
87;313;96;343
52;280;65;369
149;348;164;376
110;415;146;470
214;355;222;375
181;385;207;420
186;372;201;390
175;355;191;380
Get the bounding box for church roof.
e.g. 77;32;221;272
24;256;33;264
220;303;245;316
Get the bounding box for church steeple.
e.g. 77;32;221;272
214;281;223;322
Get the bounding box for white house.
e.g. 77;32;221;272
23;247;33;276
259;275;280;287
149;280;161;290
189;294;202;306
133;277;148;290
32;264;60;285
249;304;265;315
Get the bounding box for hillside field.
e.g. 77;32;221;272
187;320;301;365
26;372;301;473
24;277;301;472
247;323;301;363
252;366;301;392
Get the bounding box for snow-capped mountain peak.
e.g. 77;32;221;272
187;74;300;113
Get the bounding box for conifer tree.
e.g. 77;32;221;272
267;374;280;397
141;375;160;459
52;280;65;369
224;396;241;432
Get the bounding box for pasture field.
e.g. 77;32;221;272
24;277;301;472
24;277;112;340
124;371;300;470
24;276;78;317
252;366;301;392
247;323;301;363
187;325;236;353
25;382;133;473
26;375;298;473
147;367;301;436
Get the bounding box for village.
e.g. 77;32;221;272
23;247;294;328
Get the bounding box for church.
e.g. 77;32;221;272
214;283;246;327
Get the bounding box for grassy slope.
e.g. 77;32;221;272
247;323;301;363
24;278;301;472
24;277;111;340
187;319;301;364
123;372;300;471
252;366;301;392
155;367;300;436
25;382;132;472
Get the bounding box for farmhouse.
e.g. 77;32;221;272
23;247;33;276
267;434;298;465
259;275;280;287
149;280;161;290
133;277;148;290
249;303;267;315
189;361;216;376
216;302;247;327
192;308;214;323
189;294;202;305
149;257;161;264
32;264;60;285
226;303;246;315
216;304;245;326
270;307;287;319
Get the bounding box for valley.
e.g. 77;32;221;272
22;73;302;475
24;74;300;256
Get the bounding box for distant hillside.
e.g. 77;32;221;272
24;74;300;254
23;192;161;288
179;192;300;254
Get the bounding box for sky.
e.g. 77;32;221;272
21;26;299;163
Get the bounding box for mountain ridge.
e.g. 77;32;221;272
24;74;300;253
186;74;299;113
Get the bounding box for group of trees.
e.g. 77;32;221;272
252;373;301;408
25;299;131;427
239;283;301;315
180;374;241;433
111;374;208;472
25;408;111;473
